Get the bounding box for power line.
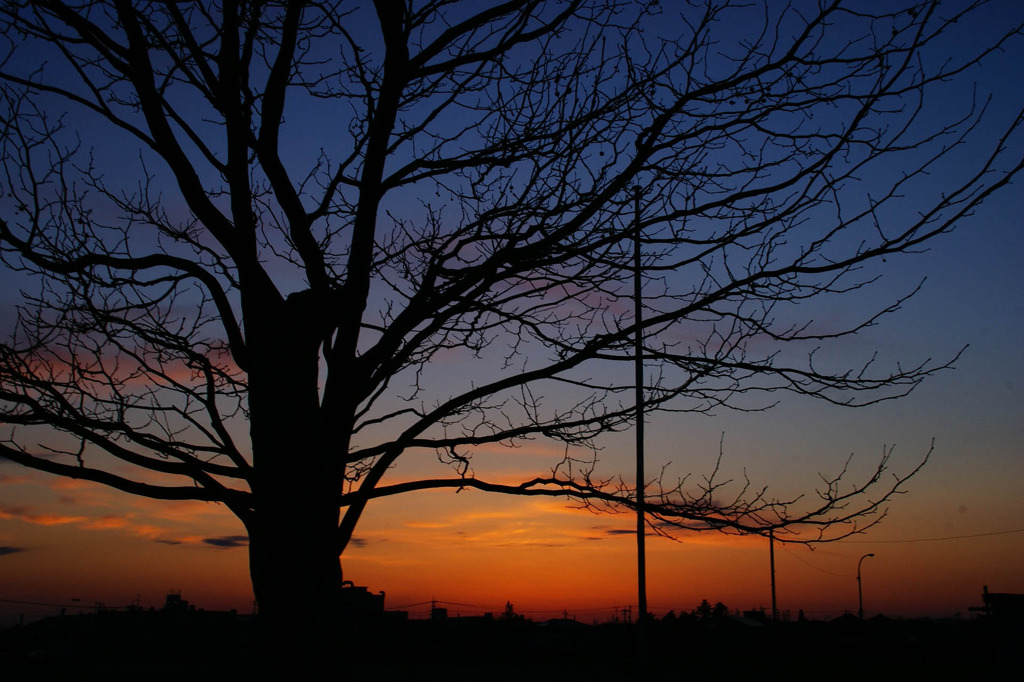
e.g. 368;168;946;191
776;527;1024;579
389;600;634;616
845;527;1024;544
779;546;850;578
389;599;478;610
0;597;102;609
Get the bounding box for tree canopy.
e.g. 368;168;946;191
1;1;1021;632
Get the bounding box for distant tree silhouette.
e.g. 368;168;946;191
694;599;730;623
501;601;524;622
2;1;1022;678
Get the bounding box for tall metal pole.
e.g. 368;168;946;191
857;553;875;619
632;186;647;651
769;529;778;623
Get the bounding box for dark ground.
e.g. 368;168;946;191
1;609;1019;681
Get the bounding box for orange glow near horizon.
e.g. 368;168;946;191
2;459;1024;626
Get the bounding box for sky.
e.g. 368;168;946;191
2;1;1023;627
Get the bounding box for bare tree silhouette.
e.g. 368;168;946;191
1;1;1021;676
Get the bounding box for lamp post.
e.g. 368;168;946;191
857;553;875;619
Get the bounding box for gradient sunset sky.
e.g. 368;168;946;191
2;2;1023;626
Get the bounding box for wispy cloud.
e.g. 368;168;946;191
0;546;27;556
0;505;87;526
83;515;130;530
494;540;568;548
202;535;249;549
0;501;237;547
48;478;94;491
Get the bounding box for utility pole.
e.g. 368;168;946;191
632;185;648;663
769;529;778;622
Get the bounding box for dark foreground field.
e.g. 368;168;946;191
2;609;1019;681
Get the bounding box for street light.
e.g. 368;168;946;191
857;553;875;619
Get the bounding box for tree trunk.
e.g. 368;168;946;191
244;292;347;680
246;490;344;680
